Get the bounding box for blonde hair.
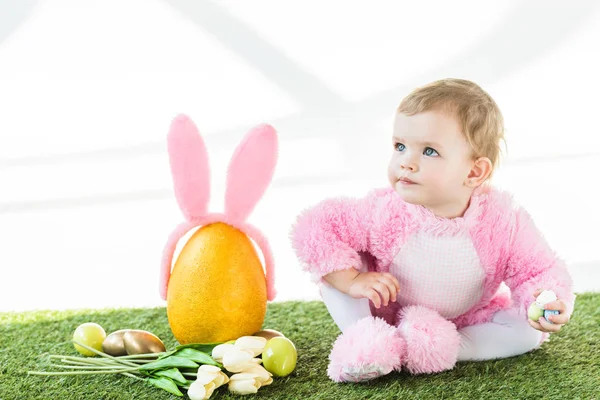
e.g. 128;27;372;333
397;78;506;173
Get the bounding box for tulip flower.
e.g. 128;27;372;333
187;365;229;400
227;364;273;395
240;365;273;386
227;373;262;395
222;346;258;373
211;343;236;363
234;336;268;357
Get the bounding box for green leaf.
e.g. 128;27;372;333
171;348;221;367
158;342;223;360
138;356;199;371
175;342;222;354
157;349;177;359
152;368;187;385
148;377;184;397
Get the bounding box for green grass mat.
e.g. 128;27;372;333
1;293;598;399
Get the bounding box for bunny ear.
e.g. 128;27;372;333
167;114;210;221
225;124;278;223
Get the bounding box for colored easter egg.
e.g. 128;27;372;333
167;223;267;344
528;303;545;321
262;337;297;377
73;323;106;356
544;309;560;324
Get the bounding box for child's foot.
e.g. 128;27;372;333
340;363;392;383
327;316;406;383
397;306;461;374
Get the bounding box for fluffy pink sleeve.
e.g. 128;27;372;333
290;192;379;280
504;207;575;317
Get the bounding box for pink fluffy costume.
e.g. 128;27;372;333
290;187;575;382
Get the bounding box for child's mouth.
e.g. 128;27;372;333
398;177;417;185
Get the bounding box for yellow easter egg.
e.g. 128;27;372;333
167;222;267;344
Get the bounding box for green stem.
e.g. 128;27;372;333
124;359;154;364
117;352;164;359
28;367;140;376
56;359;113;367
182;372;197;377
50;351;163;361
50;364;142;370
71;340;139;368
55;357;151;369
50;355;115;366
50;355;108;362
121;372;146;381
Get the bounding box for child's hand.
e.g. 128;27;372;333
528;288;571;333
348;272;401;308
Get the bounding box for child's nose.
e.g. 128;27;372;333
400;155;418;171
400;162;416;171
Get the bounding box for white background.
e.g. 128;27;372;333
1;0;599;312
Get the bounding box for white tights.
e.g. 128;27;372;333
320;283;543;361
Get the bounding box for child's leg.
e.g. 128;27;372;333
321;257;405;382
319;255;372;333
320;283;372;333
457;309;543;361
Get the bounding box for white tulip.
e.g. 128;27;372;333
188;381;216;400
211;343;236;362
187;365;229;400
227;373;262;395
242;365;273;386
234;336;268;357
222;346;256;373
197;365;230;387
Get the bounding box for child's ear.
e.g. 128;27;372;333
465;157;492;187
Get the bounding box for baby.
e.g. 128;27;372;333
290;78;575;383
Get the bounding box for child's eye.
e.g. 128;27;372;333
423;147;439;157
395;143;405;152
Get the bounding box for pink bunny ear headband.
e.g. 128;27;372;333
159;114;278;301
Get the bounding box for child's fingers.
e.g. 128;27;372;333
382;273;401;293
528;318;555;333
544;300;570;324
544;300;566;312
532;288;543;298
378;276;399;303
537;317;562;333
366;289;381;308
372;282;390;306
547;312;569;325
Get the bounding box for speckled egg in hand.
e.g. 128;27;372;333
544;309;560;324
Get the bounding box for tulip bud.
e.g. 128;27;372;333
242;365;273;386
197;365;229;387
188;381;216;400
211;343;236;362
228;373;262;395
222;346;256;373
234;336;268;357
187;365;229;400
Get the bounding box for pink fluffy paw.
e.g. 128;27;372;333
397;306;461;375
327;316;406;383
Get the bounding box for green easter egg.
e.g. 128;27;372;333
261;337;297;377
528;303;544;321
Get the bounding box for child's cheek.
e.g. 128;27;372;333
424;170;445;189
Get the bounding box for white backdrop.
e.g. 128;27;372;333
1;0;599;312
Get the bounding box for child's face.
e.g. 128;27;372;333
388;110;475;214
